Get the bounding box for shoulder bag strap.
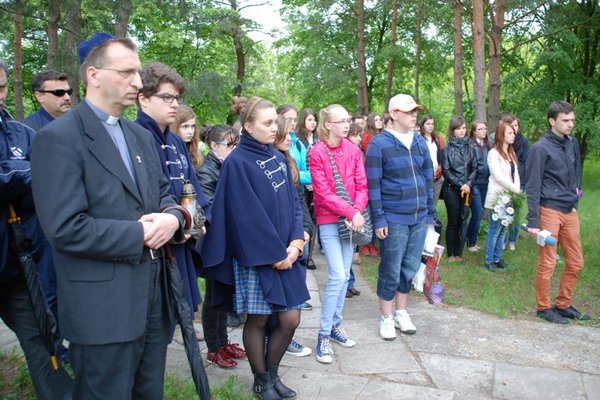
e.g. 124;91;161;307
323;145;354;206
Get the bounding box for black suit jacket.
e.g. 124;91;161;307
31;101;182;345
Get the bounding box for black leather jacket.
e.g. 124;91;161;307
197;151;221;206
441;136;478;190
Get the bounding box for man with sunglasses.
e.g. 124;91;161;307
1;59;73;399
24;70;72;131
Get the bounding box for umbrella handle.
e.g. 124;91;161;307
7;204;20;224
461;191;470;206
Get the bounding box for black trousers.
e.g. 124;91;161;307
443;183;466;257
0;274;72;400
70;259;169;400
201;278;228;353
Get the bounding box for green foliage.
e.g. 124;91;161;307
0;0;598;160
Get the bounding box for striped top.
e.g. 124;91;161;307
365;130;435;228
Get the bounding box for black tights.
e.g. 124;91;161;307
243;310;300;375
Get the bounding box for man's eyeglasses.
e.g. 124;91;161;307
217;140;239;149
330;119;352;125
39;89;73;97
96;67;141;79
152;93;182;104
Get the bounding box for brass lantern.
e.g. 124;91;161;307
180;180;206;236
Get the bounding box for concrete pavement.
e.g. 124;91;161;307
167;251;600;399
2;251;599;399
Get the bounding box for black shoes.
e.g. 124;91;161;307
253;372;282;400
485;260;508;272
537;308;569;324
485;263;497;272
269;366;297;399
306;259;316;270
554;305;590;321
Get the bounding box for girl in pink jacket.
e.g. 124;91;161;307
309;104;369;364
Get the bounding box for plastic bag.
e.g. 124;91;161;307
423;245;445;304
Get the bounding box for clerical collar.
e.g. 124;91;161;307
85;99;120;125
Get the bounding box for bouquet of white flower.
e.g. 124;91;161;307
490;191;526;227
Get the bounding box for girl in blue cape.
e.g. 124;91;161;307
200;96;309;400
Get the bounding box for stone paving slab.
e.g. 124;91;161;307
493;362;587;400
280;370;369;399
420;352;495;396
357;379;454;400
582;374;600;400
407;299;600;375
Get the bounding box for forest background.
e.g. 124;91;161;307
0;0;598;167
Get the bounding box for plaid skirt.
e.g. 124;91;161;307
234;261;272;315
233;260;304;315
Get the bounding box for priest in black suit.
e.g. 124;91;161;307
31;33;186;399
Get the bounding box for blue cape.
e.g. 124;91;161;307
199;133;309;311
135;110;210;314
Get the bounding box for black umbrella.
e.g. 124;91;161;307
164;245;212;400
7;204;63;371
459;191;471;242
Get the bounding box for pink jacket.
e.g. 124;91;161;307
309;138;369;225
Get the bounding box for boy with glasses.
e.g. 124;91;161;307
135;62;209;323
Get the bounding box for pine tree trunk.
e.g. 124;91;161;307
13;0;24;119
231;0;245;97
357;0;369;114
453;0;463;116
473;0;486;122
47;0;60;69
65;0;82;105
415;0;422;102
385;0;398;112
115;0;133;37
488;0;504;133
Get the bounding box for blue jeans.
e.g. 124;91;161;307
348;267;356;290
377;220;427;300
466;184;487;247
505;206;521;244
318;223;354;336
484;213;507;264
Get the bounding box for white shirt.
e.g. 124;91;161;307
424;136;439;171
387;128;414;150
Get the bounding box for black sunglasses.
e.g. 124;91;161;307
39;89;73;97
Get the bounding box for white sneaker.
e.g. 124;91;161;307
394;310;417;335
316;334;333;364
467;246;479;252
379;315;396;341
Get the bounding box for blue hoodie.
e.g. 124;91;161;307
366;129;435;228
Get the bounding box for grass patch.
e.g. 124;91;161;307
164;374;253;400
0;351;36;400
0;352;253;400
359;159;600;327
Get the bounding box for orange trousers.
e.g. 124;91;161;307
535;207;584;311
